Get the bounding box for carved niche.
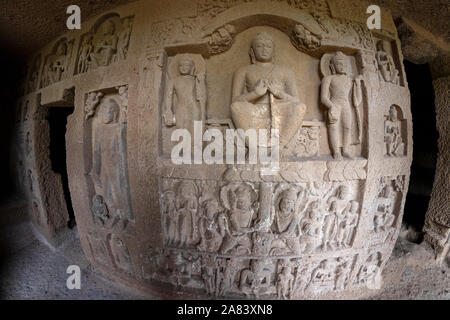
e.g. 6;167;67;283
84;86;134;234
384;105;406;157
40;38;74;88
76;14;134;74
369;176;406;245
161;54;207;156
374;39;402;86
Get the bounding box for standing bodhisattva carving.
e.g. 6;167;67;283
163;54;206;136
320;51;363;160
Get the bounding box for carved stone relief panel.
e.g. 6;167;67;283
140;245;389;298
40;38;74;88
143;0;412;300
83;86;134;235
159;26;372;160
160;178;363;256
384;105;407;157
76;14;134;74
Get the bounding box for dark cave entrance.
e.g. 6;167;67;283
48;107;76;228
402;61;439;238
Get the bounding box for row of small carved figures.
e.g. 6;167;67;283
143;248;382;299
161;182;360;256
25;17;133;92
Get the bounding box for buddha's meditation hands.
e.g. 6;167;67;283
267;80;285;99
254;79;268;97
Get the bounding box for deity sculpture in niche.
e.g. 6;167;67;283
320;51;363;159
230;32;306;148
90;20;118;69
376;40;399;85
90;98;129;221
163;54;206;136
384;105;405;157
219;183;259;254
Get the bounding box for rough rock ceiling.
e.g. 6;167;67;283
372;0;449;43
0;0;135;57
0;0;448;58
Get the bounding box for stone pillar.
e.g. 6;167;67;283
423;75;450;262
397;17;450;263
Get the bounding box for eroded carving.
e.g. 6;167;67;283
163;54;206;135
